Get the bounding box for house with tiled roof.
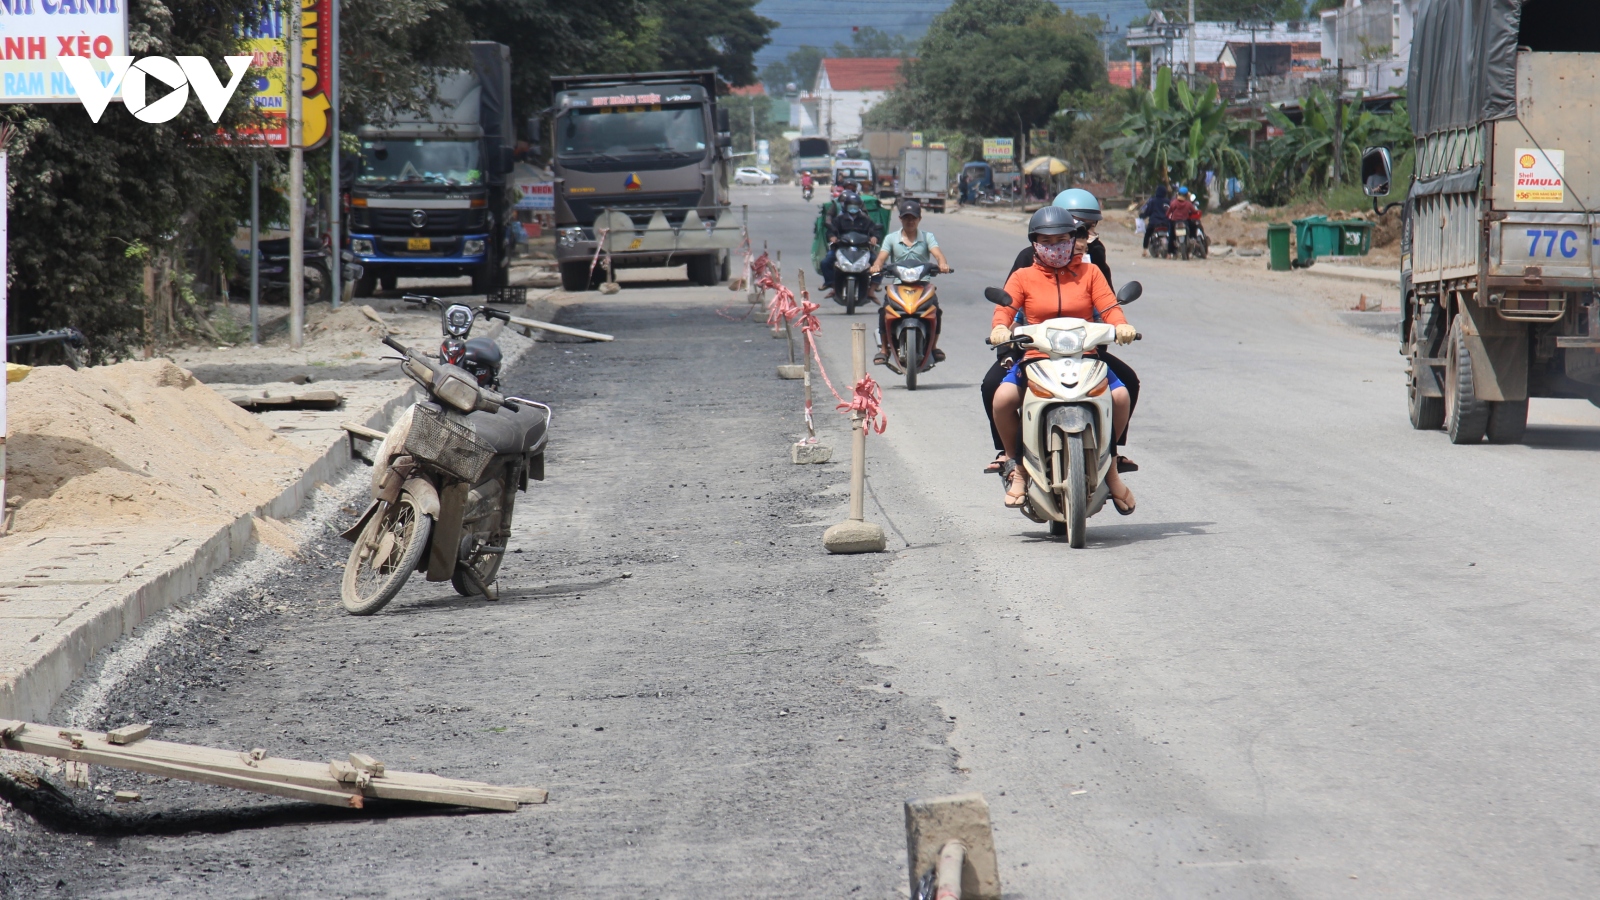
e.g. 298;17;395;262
794;57;909;141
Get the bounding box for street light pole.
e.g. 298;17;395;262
328;0;340;308
288;0;304;349
1188;0;1197;88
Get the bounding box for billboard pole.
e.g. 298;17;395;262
0;149;7;535
288;0;304;349
328;0;340;308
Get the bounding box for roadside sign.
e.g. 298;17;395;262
516;181;554;210
911;132;923;148
982;138;1013;163
236;0;332;148
0;3;128;102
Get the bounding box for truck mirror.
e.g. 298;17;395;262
526;116;541;143
716;134;733;149
715;107;730;134
499;146;515;173
1361;147;1392;197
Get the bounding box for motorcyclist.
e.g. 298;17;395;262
800;171;814;198
989;206;1138;513
981;189;1140;475
1140;184;1171;256
822;192;881;297
1166;186;1201;249
869;198;951;365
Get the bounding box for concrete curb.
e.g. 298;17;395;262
0;384;418;723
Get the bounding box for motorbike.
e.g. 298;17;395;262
1179;219;1209;260
256;236;330;304
340;332;549;615
1147;222;1172;259
802;183;814;201
404;293;507;389
831;230;875;315
880;257;948;390
984;281;1143;548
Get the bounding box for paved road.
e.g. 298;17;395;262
756;186;1600;897
7;186;1600;898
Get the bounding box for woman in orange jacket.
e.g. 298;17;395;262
990;206;1138;513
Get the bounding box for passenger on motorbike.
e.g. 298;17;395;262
982;189;1141;473
1167;186;1200;247
1140;185;1171;256
869;199;950;364
823;192;881;297
990;206;1138;513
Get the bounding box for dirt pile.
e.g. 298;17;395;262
5;360;317;533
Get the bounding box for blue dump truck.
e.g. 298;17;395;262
348;42;516;296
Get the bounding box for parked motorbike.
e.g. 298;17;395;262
881;257;948;390
985;281;1142;548
257;236;330;304
1179;219;1209;260
404;293;508;389
831;230;875;315
340;333;549;614
1147;222;1172;260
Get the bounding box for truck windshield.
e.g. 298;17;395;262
558;105;707;159
358;140;483;187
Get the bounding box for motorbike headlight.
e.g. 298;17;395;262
443;304;474;337
463;239;486;257
351;238;374;256
433;367;481;412
1046;327;1086;354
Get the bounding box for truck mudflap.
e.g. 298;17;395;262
595;208;744;255
1458;295;1529;403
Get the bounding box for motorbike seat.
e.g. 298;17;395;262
466;403;547;456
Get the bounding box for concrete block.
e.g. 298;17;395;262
777;364;805;379
823;519;885;554
904;792;1001;899
791;442;832;464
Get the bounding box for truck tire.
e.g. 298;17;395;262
1486;400;1528;444
559;261;593;292
1445;317;1488;444
686;254;718;286
354;271;377;298
1407;297;1444;430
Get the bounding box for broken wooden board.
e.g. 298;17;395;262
0;720;545;812
506;314;614;343
232;390;346;412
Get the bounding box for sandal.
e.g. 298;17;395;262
1117;455;1139;473
933;348;946;362
873;351;887;365
1002;460;1028;508
983;451;1007;474
1109;482;1136;516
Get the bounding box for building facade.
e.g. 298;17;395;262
792;58;907;142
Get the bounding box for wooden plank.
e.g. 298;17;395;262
0;722;543;812
106;723;152;745
506;314;614;343
341;421;388;442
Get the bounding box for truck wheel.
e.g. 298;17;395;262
1445;317;1488;444
686;254;718;286
1486;400;1528;444
354;271;377;298
559;261;593;292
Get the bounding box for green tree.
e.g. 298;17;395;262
1145;0;1309;19
647;0;777;86
1104;66;1247;207
1253;87;1412;200
897;1;1105;142
830;26;915;59
761;46;825;92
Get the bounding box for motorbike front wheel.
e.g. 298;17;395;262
342;494;432;615
1053;430;1088;548
904;327;920;390
844;277;858;315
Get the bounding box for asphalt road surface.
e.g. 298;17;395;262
6;187;1600;898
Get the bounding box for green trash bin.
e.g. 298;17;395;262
1292;215;1343;265
1334;219;1373;256
1267;223;1292;271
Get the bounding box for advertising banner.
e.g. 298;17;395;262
982;137;1013;163
516;180;553;210
0;0;128;103
1514;147;1564;203
237;0;332;148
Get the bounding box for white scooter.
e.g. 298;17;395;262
985;281;1142;548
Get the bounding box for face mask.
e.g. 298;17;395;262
1033;240;1077;268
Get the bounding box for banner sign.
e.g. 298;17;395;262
1514;147;1564;203
0;0;128;102
516;180;553;210
237;0;331;148
982;137;1013;162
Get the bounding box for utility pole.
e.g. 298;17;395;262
1188;0;1197;88
1331;58;1347;186
288;0;304;349
250;161;260;345
328;0;340;308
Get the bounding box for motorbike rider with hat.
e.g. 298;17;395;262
869;198;951;365
981;190;1142;475
989;205;1138;513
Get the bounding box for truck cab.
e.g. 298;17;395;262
347;43;515;296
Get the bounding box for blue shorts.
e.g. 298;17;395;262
1003;358;1124;392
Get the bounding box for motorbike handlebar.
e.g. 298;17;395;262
382;335;409;354
477;307;512;322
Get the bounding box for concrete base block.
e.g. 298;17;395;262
823;519;885;554
777;364;805;379
599;282;621;295
791;442;832;464
771;329;786;339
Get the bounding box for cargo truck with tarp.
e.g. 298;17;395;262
1364;0;1600;443
544;70;740;292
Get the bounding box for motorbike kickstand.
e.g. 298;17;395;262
458;564;498;601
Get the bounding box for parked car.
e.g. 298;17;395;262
734;166;777;186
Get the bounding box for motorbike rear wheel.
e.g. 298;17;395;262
904;328;920;390
342;494;432;615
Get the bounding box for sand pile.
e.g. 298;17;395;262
5;360;317;533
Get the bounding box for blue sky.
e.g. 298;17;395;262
752;0;1154;68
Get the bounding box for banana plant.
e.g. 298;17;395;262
1104;66;1247;207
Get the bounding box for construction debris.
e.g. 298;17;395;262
231;390;346;412
507;314;614;343
0;720;546;812
905;792;1000;900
